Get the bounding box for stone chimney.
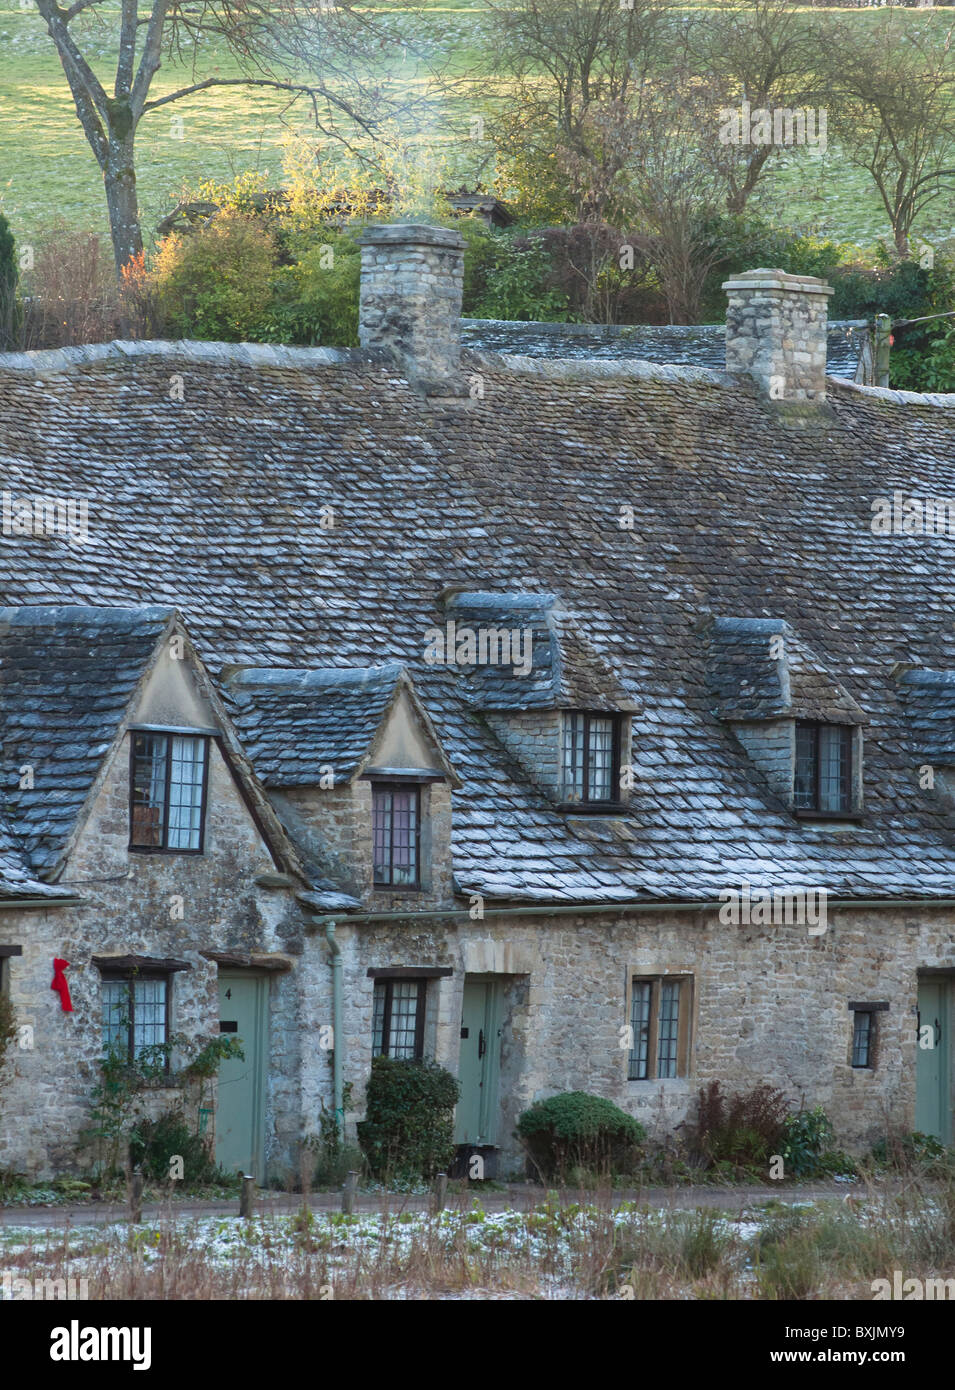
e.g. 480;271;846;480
358;224;466;386
722;269;834;402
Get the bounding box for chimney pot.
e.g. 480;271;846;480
723;268;834;401
358;223;466;385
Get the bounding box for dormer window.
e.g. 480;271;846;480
130;732;208;852
562;712;621;805
794;722;852;814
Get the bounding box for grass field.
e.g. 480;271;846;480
1;3;955;260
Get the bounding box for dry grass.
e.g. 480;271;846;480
2;1170;954;1300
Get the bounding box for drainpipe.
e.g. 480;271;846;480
324;919;344;1137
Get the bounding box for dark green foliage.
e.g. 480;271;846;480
357;1056;459;1181
129;1108;223;1186
691;1080;789;1170
0;213;18;349
780;1106;843;1178
516;1091;645;1179
870;1131;947;1170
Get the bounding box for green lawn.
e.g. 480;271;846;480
1;3;954;259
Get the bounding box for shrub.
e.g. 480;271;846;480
870;1131;947;1170
516;1091;645;1180
466;233;573;322
691;1081;789;1171
357;1056;459;1181
264;234;360;347
20;226;121;349
0;212;17;349
780;1106;836;1178
128;1108;222;1186
152;209;278;342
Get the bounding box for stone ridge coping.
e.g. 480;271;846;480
723;269;835;294
463;316;868;335
0;337;951;408
360;223;465;249
830;376;955;408
466;349;728;386
0;338;378;374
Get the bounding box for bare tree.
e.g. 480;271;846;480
823;9;955;257
682;0;820;213
482;0;669;223
33;0;420;278
622;79;732;323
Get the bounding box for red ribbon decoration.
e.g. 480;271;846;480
51;957;73;1013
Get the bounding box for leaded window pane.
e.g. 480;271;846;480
852;1011;873;1068
657;981;680;1078
628;980;652;1080
588;718;614;801
794;724;817;810
819;725;851;813
373;787;419;887
167;737;205;849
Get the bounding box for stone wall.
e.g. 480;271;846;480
333;903;955;1175
731;718;795;807
282;779;456;911
723;269;834;402
358;224;466;384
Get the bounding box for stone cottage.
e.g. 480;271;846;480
1;226;954;1181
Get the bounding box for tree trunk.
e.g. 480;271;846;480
894;223;911;260
104;127;143;279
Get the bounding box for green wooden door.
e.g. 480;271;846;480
916;979;950;1143
455;979;503;1146
216;973;268;1180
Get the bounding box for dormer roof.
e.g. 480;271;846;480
440;591;638;713
704;617;866;725
227;664;460;788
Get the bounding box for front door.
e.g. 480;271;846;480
455;978;503;1147
216;973;268;1180
916;978;951;1143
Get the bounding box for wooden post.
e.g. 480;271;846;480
342;1170;358;1215
240;1174;255;1219
433;1172;448;1213
128;1170;143;1225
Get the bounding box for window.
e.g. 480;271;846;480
794;722;853;814
130;733;208;852
628;976;692;1079
849;1002;886;1068
563;712;621;804
372;978;426;1059
101;975;170;1065
372;784;420;888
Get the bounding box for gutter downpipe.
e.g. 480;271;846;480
324;919;345;1137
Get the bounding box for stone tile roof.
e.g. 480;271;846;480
897;668;955;763
1;341;955;902
227;663;405;786
705;617;867;724
460;318;867;381
0;605;171;881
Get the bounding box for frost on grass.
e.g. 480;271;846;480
2;1191;950;1300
